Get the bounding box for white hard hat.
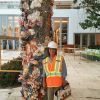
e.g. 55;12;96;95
48;41;57;49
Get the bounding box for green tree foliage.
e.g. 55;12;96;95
0;58;22;87
73;0;100;29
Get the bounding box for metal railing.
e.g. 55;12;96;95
0;70;22;73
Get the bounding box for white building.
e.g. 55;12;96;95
1;0;99;49
52;0;100;48
0;0;21;65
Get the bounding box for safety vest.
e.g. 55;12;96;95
43;55;63;87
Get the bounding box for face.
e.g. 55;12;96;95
49;48;57;56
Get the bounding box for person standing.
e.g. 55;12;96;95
42;41;67;100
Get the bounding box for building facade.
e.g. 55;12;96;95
0;0;21;65
52;0;100;48
0;0;21;50
0;0;100;51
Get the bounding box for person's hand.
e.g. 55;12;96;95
43;78;47;89
30;60;38;65
62;79;67;87
43;83;47;89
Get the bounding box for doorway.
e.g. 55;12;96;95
52;17;68;47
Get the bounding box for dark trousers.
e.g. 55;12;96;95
47;87;59;100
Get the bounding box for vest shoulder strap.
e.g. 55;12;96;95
43;57;48;64
56;55;63;62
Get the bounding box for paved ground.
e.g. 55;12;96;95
0;53;100;100
65;53;100;100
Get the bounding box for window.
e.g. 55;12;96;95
54;18;60;44
8;16;13;36
15;40;19;50
62;22;67;33
2;24;6;34
62;18;67;45
2;16;6;35
75;34;80;47
0;16;20;36
8;40;13;49
53;17;68;45
90;34;95;46
82;34;88;46
3;40;7;49
2;39;20;50
14;16;20;37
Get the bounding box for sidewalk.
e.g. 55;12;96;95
65;53;100;100
0;53;100;100
0;87;21;100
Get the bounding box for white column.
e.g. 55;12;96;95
87;34;90;47
1;40;3;50
6;40;9;50
59;18;62;48
67;17;74;45
13;40;15;50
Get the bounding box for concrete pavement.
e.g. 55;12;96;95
0;87;22;100
0;53;100;100
65;53;100;100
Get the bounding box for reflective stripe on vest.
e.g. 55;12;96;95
43;57;49;76
43;55;63;77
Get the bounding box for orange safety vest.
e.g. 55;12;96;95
43;55;63;87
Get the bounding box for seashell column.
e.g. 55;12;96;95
18;0;54;100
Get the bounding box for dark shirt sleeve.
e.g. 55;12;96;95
42;65;46;78
62;58;67;79
42;48;48;59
